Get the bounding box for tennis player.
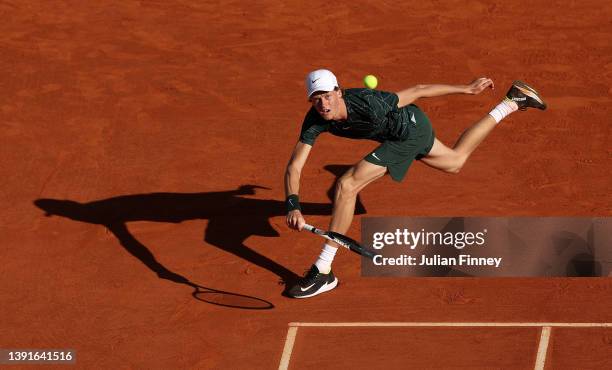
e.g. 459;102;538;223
285;69;546;298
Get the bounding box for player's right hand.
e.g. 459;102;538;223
286;210;306;231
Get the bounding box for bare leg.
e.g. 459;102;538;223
328;160;387;237
287;160;388;296
421;114;497;173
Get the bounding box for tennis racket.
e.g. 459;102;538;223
303;224;377;259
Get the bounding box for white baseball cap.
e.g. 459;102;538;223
305;69;339;98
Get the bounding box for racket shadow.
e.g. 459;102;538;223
191;284;274;310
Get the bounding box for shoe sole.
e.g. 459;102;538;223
513;80;547;109
292;277;339;299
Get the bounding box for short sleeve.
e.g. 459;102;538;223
299;108;329;145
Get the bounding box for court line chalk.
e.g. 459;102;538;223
279;322;611;370
288;322;612;327
278;326;298;370
534;326;551;370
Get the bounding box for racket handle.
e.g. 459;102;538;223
303;224;328;238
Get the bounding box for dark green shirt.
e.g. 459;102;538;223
299;88;414;145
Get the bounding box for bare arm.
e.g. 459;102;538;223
285;141;312;197
396;77;494;108
285;141;312;230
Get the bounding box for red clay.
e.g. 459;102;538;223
291;327;541;369
1;1;611;368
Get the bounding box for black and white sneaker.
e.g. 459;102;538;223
287;265;338;298
505;80;547;111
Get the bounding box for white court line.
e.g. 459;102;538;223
534;326;552;370
278;326;298;370
289;322;612;327
279;322;612;370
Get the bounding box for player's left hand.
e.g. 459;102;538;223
465;77;494;94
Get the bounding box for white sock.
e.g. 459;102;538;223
314;243;338;274
488;98;518;124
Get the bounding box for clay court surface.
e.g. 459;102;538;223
1;1;611;368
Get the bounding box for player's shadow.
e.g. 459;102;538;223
33;164;367;302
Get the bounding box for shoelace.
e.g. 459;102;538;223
300;267;320;286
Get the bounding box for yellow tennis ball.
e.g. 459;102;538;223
363;75;378;89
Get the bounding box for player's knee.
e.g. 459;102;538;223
335;176;359;199
446;155;467;174
446;165;462;174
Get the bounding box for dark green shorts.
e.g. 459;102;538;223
364;105;435;182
